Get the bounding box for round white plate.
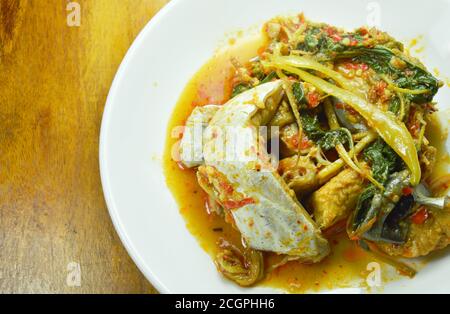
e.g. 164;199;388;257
100;0;450;293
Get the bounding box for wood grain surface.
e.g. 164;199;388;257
0;0;169;293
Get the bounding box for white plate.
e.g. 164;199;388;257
100;0;450;293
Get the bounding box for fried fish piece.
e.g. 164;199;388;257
378;209;450;258
198;81;329;261
310;169;365;229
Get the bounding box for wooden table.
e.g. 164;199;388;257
0;0;169;293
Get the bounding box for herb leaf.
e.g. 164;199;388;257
232;72;278;98
300;113;349;150
335;46;440;104
292;82;305;104
318;130;350;150
350;184;378;233
363;139;402;184
231;83;251;98
260;71;277;84
388;97;401;114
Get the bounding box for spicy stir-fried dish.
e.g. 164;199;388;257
165;14;449;289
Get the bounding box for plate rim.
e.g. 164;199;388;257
99;0;450;294
99;0;185;294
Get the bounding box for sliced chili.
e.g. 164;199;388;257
223;197;256;210
411;207;429;225
402;187;414;196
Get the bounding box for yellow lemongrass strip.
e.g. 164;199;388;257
353;132;369;141
336;145;384;190
230;57;259;86
318;132;378;184
397;92;406;121
269;55;366;98
324;100;384;189
417;115;427;150
276;70;304;164
380;74;430;95
291;50;313;56
324;99;358;168
264;62;421;185
319;94;331;101
323;100;338;128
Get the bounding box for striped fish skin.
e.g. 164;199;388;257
182;81;329;262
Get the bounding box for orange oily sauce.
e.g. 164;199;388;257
162;37;449;293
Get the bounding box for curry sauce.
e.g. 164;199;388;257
162;35;449;293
